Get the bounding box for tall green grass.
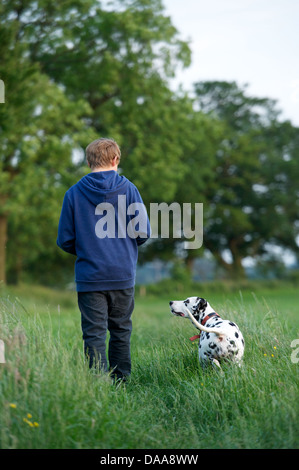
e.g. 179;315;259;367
0;284;298;449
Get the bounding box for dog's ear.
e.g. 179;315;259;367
196;297;207;311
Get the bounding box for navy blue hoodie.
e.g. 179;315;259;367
57;171;150;292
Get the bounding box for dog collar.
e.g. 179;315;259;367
189;334;201;341
189;312;220;342
201;311;220;326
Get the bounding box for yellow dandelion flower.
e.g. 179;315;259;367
271;354;274;357
264;353;267;357
9;403;17;409
23;418;29;424
28;421;34;427
27;413;32;419
273;346;277;350
33;422;39;428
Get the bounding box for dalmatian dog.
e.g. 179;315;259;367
169;297;244;369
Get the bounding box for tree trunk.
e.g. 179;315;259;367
229;238;246;279
204;239;232;273
0;214;7;284
204;238;246;279
7;253;23;285
185;255;195;275
231;255;246;279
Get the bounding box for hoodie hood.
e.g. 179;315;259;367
76;170;129;206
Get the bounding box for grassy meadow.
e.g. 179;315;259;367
0;281;298;449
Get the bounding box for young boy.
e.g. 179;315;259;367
57;138;150;382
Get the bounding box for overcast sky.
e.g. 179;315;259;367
162;0;299;125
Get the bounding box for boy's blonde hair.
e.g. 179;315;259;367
86;138;121;169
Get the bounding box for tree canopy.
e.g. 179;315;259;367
0;1;298;285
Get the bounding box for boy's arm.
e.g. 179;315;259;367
131;185;151;246
57;192;77;255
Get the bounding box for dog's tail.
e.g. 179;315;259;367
185;307;226;339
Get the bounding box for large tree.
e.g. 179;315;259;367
0;0;192;284
192;81;299;277
0;1;93;283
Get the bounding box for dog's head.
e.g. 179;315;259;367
169;296;208;323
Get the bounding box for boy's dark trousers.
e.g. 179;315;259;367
78;288;134;380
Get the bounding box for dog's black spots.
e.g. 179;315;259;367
230;340;236;346
230;348;239;356
209;342;217;349
235;332;239;338
206;333;210;340
193;312;200;321
229;322;236;327
242;338;245;345
184;299;190;305
196;298;208;311
215;321;222;326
